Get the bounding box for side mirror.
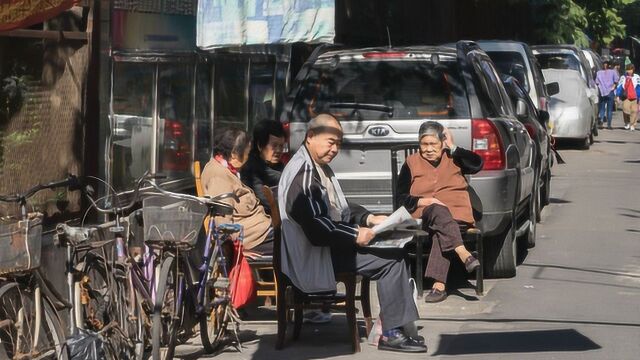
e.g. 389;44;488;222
516;99;529;118
538;110;550;124
546;82;560;96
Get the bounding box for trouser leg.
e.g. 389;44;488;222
623;100;631;125
331;248;419;332
606;93;615;127
421;204;464;283
631;102;638;127
598;96;606;121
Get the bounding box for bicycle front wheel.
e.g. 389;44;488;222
200;239;236;353
152;255;184;360
0;281;67;360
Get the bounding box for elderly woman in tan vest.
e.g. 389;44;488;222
201;128;273;255
396;121;482;303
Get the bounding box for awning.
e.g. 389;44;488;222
0;0;78;32
197;0;335;50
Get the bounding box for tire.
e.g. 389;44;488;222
541;170;551;207
484;224;517;278
152;255;184;360
0;282;67;360
525;192;537;248
200;257;232;353
581;137;591;150
42;296;69;360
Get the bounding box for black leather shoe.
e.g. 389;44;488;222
465;255;480;273
424;288;447;303
378;332;428;353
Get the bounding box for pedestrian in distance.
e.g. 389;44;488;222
615;63;640;131
596;59;619;129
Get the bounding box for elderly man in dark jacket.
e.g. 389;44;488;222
278;114;426;353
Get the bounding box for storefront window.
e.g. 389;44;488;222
248;61;275;130
157;64;193;177
111;62;154;190
195;63;212;165
214;59;247;132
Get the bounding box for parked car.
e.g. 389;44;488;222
282;41;536;277
478;40;559;217
501;75;551;227
582;49;603;80
542;68;596;149
533;44;599;142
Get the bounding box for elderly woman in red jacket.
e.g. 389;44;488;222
396;121;482;303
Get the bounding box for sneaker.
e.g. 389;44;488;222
625;124;630;130
303;310;332;324
631;126;636;131
607;126;613;130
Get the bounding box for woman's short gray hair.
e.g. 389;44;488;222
418;121;445;141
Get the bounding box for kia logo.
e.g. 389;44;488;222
368;126;389;137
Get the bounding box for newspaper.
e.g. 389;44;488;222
368;207;422;248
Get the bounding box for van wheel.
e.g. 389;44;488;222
484;224;517;278
525;193;537;248
581;137;591;150
541;171;551;207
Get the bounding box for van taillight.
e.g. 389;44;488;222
539;97;548;112
472;118;505;170
281;121;291;164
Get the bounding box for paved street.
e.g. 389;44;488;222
173;111;640;360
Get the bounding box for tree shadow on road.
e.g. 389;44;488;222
432;328;601;355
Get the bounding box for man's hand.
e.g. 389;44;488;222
366;214;388;227
356;227;375;247
442;127;455;149
418;197;445;207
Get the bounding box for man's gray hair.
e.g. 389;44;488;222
306;113;343;138
418;121;445;141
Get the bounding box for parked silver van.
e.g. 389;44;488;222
283;41;536;277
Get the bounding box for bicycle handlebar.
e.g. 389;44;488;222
84;172;237;217
0;174;82;204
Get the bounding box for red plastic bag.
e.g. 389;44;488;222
229;240;256;309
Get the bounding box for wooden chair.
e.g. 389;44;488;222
390;145;484;297
193;161;277;304
262;185;372;353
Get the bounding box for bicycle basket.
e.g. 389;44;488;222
142;196;207;246
0;213;43;275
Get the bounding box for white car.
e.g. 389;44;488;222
542;68;596;149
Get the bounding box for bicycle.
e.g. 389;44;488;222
55;217;139;359
0;175;81;359
55;174;162;359
140;177;243;359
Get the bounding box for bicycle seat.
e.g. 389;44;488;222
54;224;96;246
217;223;242;235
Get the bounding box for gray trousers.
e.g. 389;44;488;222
331;247;419;331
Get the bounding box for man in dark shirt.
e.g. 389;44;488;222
279;114;427;353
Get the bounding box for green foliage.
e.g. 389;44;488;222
534;0;638;48
534;0;588;46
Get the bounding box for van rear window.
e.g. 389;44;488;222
291;59;470;122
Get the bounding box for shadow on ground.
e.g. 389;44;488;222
433;328;601;355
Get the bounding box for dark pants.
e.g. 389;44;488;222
421;204;465;284
331;247;418;331
599;91;615;127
